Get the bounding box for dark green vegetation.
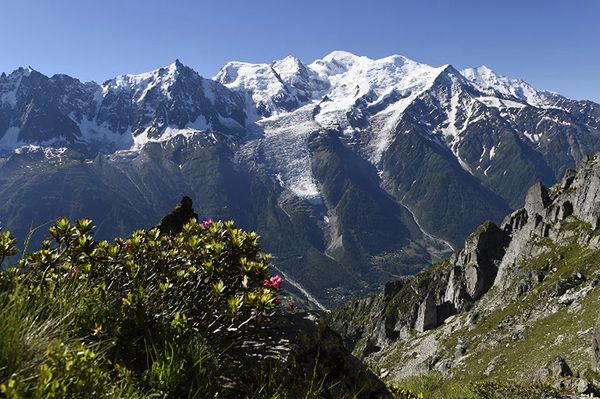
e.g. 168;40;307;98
0;139;367;308
309;131;449;280
381;122;511;244
0;218;388;398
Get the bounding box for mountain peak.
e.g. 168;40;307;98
2;66;35;79
322;50;363;61
461;64;549;107
274;55;303;66
317;50;368;71
168;59;187;73
105;60;198;93
473;64;495;74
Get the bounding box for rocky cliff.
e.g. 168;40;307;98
331;152;600;394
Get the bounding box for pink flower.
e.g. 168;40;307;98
201;219;214;230
274;298;282;306
69;266;80;277
263;274;283;290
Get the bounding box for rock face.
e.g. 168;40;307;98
447;221;511;305
331;152;600;386
524;182;551;218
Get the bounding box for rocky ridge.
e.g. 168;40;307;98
331;151;600;395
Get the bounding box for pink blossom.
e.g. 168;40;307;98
201;219;214;230
263;274;283;290
274;298;282;306
69;266;80;277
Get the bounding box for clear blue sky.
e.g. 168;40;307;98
1;0;599;102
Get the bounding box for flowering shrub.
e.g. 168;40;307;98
0;217;284;397
0;229;17;268
6;218;281;335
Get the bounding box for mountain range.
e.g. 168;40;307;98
1;51;599;307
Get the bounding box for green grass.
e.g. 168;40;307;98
367;218;600;399
387;373;562;399
388;373;479;399
434;228;600;382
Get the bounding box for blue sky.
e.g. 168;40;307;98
1;0;599;101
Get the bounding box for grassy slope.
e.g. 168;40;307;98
383;218;600;397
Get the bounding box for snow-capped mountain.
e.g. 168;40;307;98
461;65;555;108
0;60;247;154
1;51;599;307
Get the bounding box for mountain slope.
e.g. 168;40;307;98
331;152;600;393
217;51;600;245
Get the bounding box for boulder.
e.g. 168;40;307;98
536;356;572;381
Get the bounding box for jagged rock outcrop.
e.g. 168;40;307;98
524;182;551;217
331;152;600;387
446;221;511;308
495;154;600;293
332;218;512;352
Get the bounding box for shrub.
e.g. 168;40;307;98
0;217;282;397
2;340;121;399
8;218;280;336
0;228;17;268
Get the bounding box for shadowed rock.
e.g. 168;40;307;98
158;196;199;236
